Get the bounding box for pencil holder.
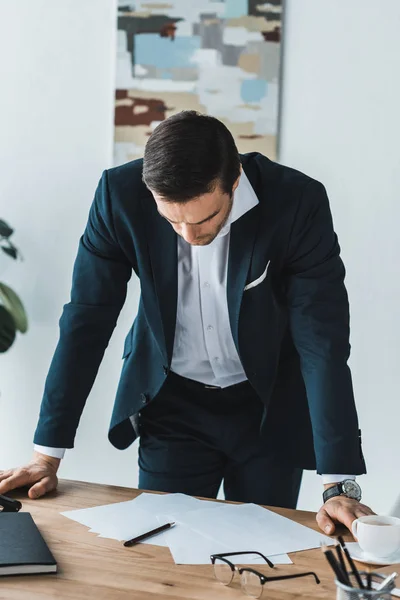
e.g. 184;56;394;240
335;572;395;600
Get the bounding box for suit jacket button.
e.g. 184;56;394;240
140;393;148;404
163;365;169;375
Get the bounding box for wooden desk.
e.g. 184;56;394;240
1;479;349;600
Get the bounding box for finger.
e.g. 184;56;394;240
317;507;336;535
29;475;57;499
0;470;14;483
351;504;375;521
338;506;368;532
356;507;373;518
358;504;375;515
0;471;31;495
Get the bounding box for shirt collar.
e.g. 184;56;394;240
217;169;259;238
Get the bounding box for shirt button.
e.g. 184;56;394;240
214;357;220;362
140;393;149;405
207;325;213;331
203;281;210;288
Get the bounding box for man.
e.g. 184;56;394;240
0;112;373;534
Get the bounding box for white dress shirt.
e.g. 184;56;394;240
170;169;257;387
34;172;355;485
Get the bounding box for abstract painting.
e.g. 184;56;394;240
114;1;283;166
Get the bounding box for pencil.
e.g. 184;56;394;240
335;542;351;586
338;535;365;590
321;544;349;585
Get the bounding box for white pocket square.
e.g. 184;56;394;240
244;260;271;291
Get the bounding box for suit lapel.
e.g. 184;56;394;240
227;156;263;352
141;193;178;364
227;204;260;352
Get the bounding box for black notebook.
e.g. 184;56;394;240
0;512;57;576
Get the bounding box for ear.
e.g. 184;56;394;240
232;166;242;193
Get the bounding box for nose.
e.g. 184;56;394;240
180;224;198;244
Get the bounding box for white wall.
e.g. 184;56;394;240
0;0;399;515
280;0;400;513
0;0;141;488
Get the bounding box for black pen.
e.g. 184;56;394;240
367;571;372;590
335;543;351;586
338;536;365;590
321;545;348;585
124;522;176;547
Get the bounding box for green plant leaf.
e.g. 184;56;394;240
0;305;16;352
0;220;14;238
1;244;18;259
0;282;28;333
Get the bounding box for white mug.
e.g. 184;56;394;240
352;515;400;558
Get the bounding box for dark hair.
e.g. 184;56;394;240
142;111;241;202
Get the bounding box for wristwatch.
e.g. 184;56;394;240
323;479;362;503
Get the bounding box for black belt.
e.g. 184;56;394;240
168;370;249;392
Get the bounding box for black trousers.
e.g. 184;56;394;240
138;372;303;508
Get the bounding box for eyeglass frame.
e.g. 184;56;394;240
210;552;320;594
211;551;275;570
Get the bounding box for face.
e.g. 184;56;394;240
152;176;240;246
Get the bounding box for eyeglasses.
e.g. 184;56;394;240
210;552;320;598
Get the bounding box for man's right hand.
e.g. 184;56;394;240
0;451;60;499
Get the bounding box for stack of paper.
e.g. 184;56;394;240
61;493;333;565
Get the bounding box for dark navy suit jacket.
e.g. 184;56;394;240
34;153;366;475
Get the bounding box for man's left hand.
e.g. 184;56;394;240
317;496;375;535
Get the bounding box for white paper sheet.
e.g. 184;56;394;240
170;501;333;557
65;503;168;544
155;516;292;565
61;492;330;564
61;493;218;547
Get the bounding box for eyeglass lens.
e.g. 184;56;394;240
213;558;234;586
240;570;263;598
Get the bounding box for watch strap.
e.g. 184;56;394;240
323;483;343;503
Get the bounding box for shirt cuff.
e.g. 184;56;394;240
321;474;356;485
34;445;66;459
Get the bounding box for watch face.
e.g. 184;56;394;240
342;480;361;501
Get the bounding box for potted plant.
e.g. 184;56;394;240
0;219;28;352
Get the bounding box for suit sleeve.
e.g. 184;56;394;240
285;180;366;474
33;171;133;448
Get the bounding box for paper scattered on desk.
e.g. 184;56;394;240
173;502;333;557
62;493;215;547
61;492;333;565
